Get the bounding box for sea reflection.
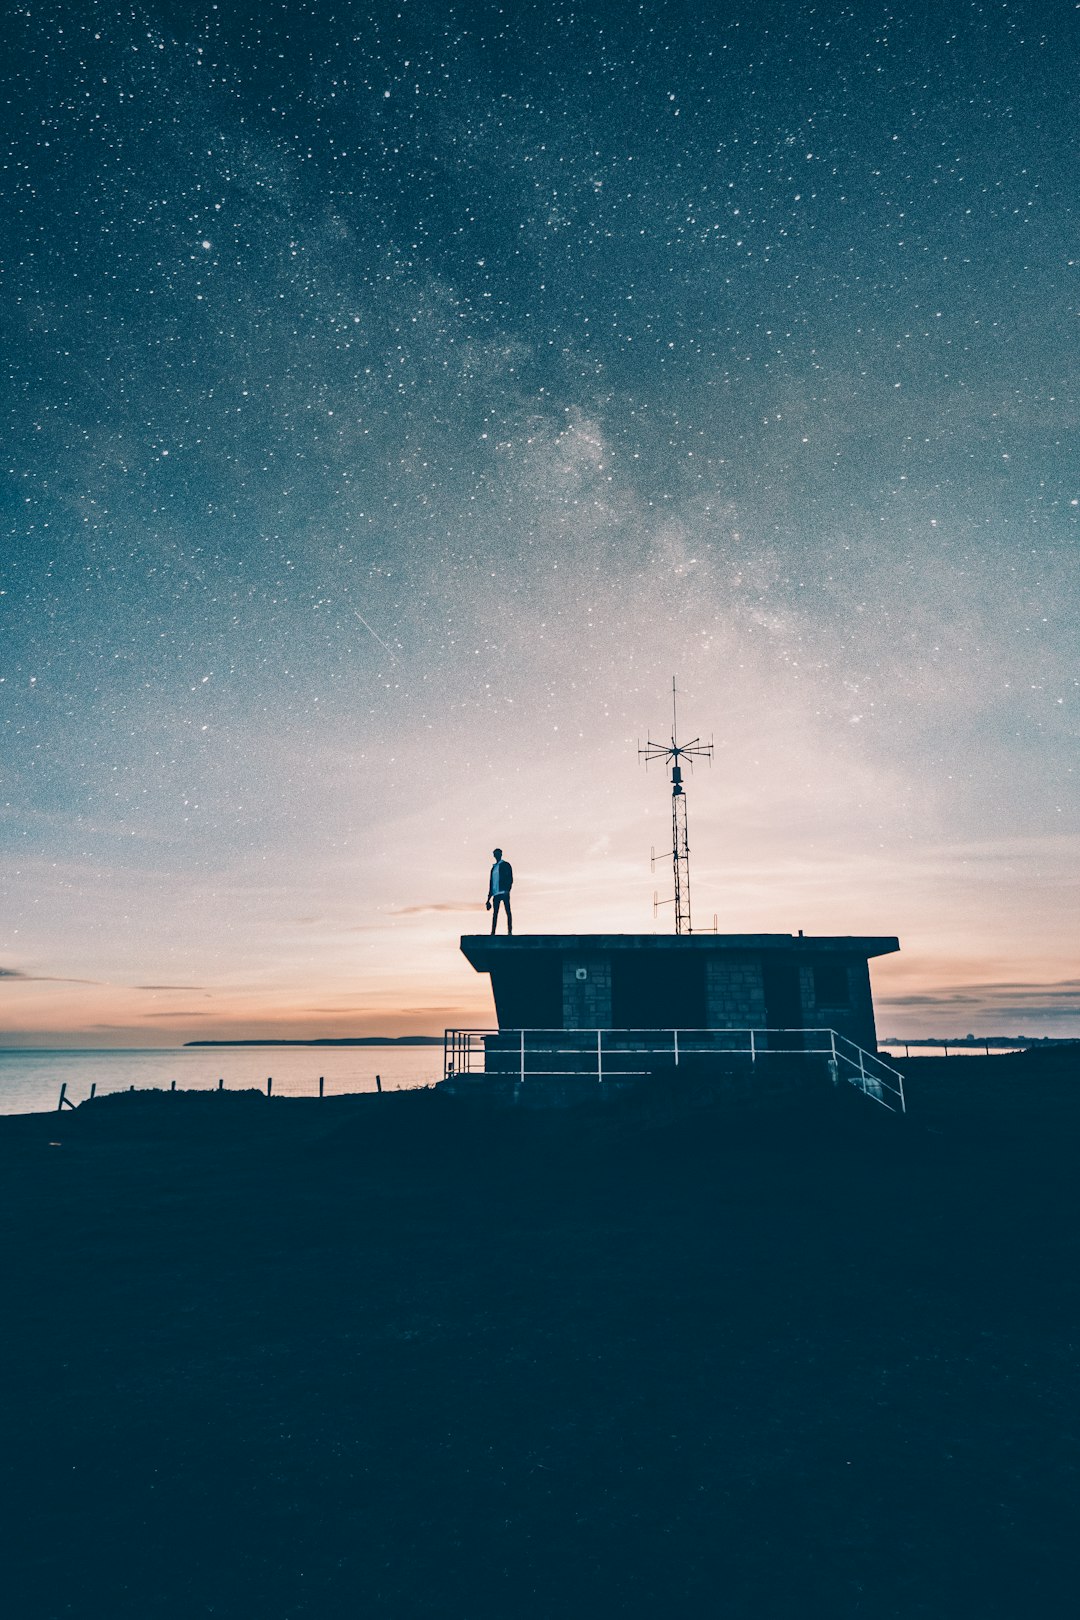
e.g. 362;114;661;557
0;1044;441;1116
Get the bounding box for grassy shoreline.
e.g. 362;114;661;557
3;1051;1077;1618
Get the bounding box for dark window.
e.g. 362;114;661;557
611;952;707;1029
813;961;852;1008
491;958;562;1029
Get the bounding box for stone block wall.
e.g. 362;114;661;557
561;954;613;1029
845;959;878;1050
705;956;768;1028
797;963;817;1031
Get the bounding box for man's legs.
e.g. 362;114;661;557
491;895;513;935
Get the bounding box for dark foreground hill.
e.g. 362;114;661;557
1;1051;1077;1619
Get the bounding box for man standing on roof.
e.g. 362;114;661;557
485;848;513;936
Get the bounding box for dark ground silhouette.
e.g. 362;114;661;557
2;1050;1077;1618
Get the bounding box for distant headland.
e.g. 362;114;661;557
184;1037;444;1048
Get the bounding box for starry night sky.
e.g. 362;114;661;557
3;0;1078;1044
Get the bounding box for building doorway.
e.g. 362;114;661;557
762;956;804;1046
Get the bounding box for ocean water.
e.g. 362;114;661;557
0;1045;444;1116
878;1043;1016;1059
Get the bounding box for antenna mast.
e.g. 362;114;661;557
639;678;713;935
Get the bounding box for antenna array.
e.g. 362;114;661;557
639;678;713;935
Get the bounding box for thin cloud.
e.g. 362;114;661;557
881;977;1080;1025
389;902;479;916
992;1006;1080;1021
1;966;100;984
881;994;983;1007
134;984;207;991
393;1005;481;1016
971;979;1080;995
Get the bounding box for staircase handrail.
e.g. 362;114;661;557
829;1032;907;1112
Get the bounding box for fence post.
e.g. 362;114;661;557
89;1083;97;1100
673;1028;679;1067
56;1083;67;1112
597;1028;603;1084
519;1028;525;1086
375;1073;382;1093
750;1028;756;1066
170;1080;176;1092
218;1077;224;1091
319;1075;325;1098
266;1076;273;1096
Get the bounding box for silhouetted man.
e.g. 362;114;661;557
486;848;513;935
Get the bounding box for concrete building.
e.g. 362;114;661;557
459;933;898;1050
445;933;905;1109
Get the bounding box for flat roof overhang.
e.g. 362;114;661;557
460;933;900;973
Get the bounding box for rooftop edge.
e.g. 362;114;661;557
460;933;901;971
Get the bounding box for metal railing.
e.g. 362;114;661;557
443;1027;907;1113
827;1031;906;1112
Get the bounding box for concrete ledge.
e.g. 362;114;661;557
461;933;900;972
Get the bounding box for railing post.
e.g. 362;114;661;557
56;1083;67;1113
673;1028;679;1067
89;1083;97;1100
519;1028;525;1085
266;1076;273;1096
597;1028;603;1084
749;1028;756;1066
319;1075;325;1098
